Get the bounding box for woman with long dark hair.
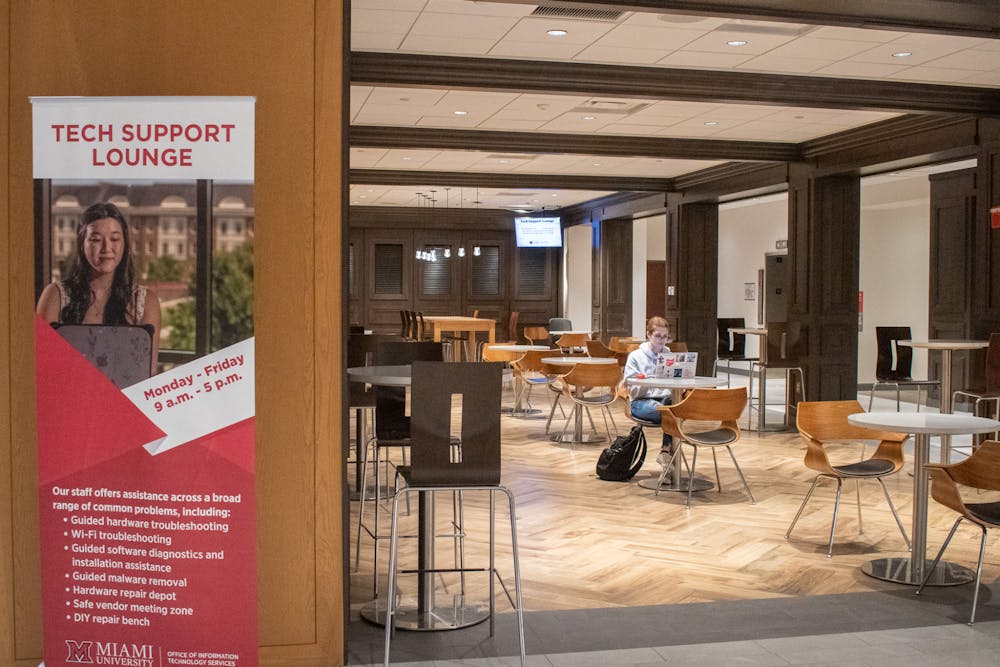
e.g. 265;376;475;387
37;201;161;372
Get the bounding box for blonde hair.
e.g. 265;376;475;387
646;316;669;337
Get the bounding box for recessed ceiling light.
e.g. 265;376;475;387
727;40;748;46
704;121;718;126
453;110;468;116
592;163;601;166
583;115;596;120
547;29;567;37
552;194;559;197
892;51;912;58
498;159;510;163
402;156;412;161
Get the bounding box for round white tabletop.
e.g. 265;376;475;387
549;330;592;335
488;344;553;352
541;356;616;365
899;339;989;351
625;376;726;390
847;410;1000;587
346;365;411;387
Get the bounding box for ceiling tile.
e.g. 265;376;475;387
352;8;419;34
492;93;594;121
766;36;876;60
623;12;727;30
886;66;979;84
350;147;388;168
423;0;535;17
489;39;587;60
806;26;907;43
657;50;753;68
354;0;428;11
353;108;425;125
922;49;1000;71
963;70;1000;86
352;32;406;51
502;16;618;44
476;118;548;131
365;87;449;107
681;30;799;55
599;123;662;135
574;44;672;65
540;113;626;132
849;36;972;66
814;61;908;78
737;55;829;74
350;87;372;120
400;34;499;55
415;115;485;128
376;149;443;169
410;12;518;39
592;23;706;50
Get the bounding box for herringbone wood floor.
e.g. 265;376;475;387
348;394;1000;614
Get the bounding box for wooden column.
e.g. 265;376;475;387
664;199;718;375
787;166;861;401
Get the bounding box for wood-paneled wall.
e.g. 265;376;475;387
2;1;345;664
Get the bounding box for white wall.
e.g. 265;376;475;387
563;223;593;331
717;195;788;358
858;177;931;382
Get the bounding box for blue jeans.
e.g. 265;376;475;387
631;396;673;450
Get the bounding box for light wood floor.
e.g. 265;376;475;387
347;392;1000;615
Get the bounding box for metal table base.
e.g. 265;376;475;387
360;596;489;631
861;557;975;587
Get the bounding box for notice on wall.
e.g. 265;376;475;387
33;96;256;667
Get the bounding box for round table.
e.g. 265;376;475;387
542;356;617;443
347;364;489;631
898;339;989;462
626;376;728;492
848;411;1000;586
486;344;553;416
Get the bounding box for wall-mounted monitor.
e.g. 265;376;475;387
514;216;562;248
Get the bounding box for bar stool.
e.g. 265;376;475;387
384;361;525;665
747;322;806;430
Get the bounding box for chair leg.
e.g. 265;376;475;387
500;486;526;665
856;480;863;534
969;525;989;625
876;477;911;550
355;436;372;571
711;448;721;492
489;490;496;637
685;447;699;509
786;476;823;540
382;489;406;667
827;479;844;557
867;384;876;411
917;516;963;597
725;446;756;505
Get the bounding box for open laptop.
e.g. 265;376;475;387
52;323;154;389
654;351;698;379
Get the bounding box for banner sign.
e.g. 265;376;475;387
32;97;254;180
33;96;257;667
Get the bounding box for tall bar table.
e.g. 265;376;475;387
347;364;490;631
898;339;988;462
848;411;1000;586
626;376;726;492
729;327;782;432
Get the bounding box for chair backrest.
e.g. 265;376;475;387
874;325;914;381
481;345;513;363
586;340;627;366
399;310;410;339
512;349;551;375
796;400;906;443
667;341;689;353
409;361;503;486
562;361;622;393
373;341;445;439
549;317;572;332
668;387;746;423
523;326;550;345
556;332;590;352
934;440;1000;493
717;317;747;358
764;321;805;366
349;324;365;334
348;333;400;406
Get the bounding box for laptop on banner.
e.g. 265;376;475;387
654;351;698;379
52;323;154;389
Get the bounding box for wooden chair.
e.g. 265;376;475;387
555;332;590;354
510;349;560;420
586;339;628;366
916;440;1000;625
556;362;622;442
384;362;525;665
523;325;550;346
667;341;688;353
786;400;911;557
656;387;754;508
480;344;515;394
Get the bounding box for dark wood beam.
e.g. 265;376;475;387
351;126;798;162
488;0;1000;39
350;169;673;192
352;52;1000;116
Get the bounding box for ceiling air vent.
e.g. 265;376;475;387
531;5;625;22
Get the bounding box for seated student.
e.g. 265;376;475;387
623;316;675;468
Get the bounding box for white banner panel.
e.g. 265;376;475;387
31;96;255;179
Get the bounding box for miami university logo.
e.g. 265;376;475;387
65;639;95;664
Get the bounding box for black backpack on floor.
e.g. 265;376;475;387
596;426;647;481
